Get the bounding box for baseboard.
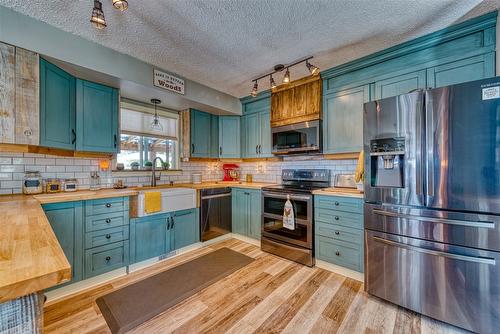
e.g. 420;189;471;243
315;260;364;282
231;233;261;247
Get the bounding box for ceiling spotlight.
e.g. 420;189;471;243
283;68;290;84
306;60;320;75
270;75;277;89
112;0;128;11
90;0;107;29
251;81;258;97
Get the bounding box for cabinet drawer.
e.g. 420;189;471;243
84;241;129;278
315;208;363;229
316;235;363;272
85;211;128;232
85;197;129;216
316;222;362;245
85;226;129;249
314;195;362;214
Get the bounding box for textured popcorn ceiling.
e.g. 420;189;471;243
0;0;498;97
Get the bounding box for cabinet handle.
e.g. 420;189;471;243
335;231;340;235
114;134;117;148
335;251;340;256
167;217;171;230
171;217;174;228
256;145;258;154
334;216;339;221
106;256;111;261
219;146;222;156
106;234;111;239
191;144;195;154
105;218;111;223
106;203;112;208
334;201;339;206
258;145;262;154
71;129;76;144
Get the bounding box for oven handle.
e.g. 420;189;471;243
373;209;495;229
263;192;311;201
201;193;231;200
372;236;496;265
262;212;312;225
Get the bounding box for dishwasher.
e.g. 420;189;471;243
200;187;232;242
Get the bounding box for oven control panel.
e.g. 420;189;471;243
282;169;330;182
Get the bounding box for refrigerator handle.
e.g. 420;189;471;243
426;96;434;198
415;97;424;197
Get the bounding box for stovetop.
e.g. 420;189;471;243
262;169;331;194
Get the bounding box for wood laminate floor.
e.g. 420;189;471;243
44;238;468;334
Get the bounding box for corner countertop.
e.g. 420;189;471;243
312;187;364;198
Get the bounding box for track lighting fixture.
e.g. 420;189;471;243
249;56;319;97
112;0;128;11
90;0;107;30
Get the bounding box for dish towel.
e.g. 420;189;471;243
283;195;295;230
145;192;161;214
354;150;365;183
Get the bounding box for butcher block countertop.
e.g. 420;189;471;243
312;187;364;198
0;182;274;301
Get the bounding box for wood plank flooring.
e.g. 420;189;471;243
44;238;469;334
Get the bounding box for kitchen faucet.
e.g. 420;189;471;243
151;157;165;187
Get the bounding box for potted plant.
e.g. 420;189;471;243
162;162;170;170
130;161;140;171
144;161;153;170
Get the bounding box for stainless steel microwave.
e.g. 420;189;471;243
271;120;322;155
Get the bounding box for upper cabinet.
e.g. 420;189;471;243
190;109;212;158
40;59;119;153
271;76;321;127
219;116;240;158
241;94;272;158
76;79;118;153
0;43;39;145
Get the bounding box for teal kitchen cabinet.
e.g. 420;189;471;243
190;109;212;158
374;69;427;100
39;58;76;150
210;114;220;158
219;116;241;158
314;195;364;272
241;94;272;158
172;208;199;250
232;188;261;239
130;213;170;263
259;110;272;157
76;79;119;153
43;201;84;285
323;84;369;154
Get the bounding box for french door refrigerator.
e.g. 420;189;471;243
363;77;500;334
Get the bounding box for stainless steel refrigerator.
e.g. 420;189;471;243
363;77;500;334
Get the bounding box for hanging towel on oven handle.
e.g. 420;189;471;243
283;195;295;230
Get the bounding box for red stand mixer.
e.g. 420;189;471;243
222;163;240;181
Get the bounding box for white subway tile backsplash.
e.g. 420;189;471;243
56;158;74;166
66;166;83;172
12;158;34;165
35;158;56;165
25;165;45;173
0;158;12;164
46;165;66;173
0;165;25;173
1;181;22;189
0;173;12;180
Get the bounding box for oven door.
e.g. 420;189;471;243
262;192;312;248
272;120;321;154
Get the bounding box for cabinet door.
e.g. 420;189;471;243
76;79;118;153
173;208;199;250
259;110;272;157
323;84;369;154
219;116;240;158
43;201;84;284
131;214;168;263
426;53;495;88
247;190;262;239
39;58;76;150
0;43;15;143
209;114;219;158
231;189;247;235
242;113;259;158
190;109;212;157
374;70;426;99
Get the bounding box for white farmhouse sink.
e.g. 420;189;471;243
135;187;196;217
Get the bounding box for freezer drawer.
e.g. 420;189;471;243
365;230;500;334
365;203;500;251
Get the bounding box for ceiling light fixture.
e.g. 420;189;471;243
283;68;290;84
90;0;107;30
249;56;319;97
150;98;163;131
112;0;128;11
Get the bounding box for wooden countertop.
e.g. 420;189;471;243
312;187;364;198
33;188;140;204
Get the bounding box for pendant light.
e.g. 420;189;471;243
270;75;277;89
251;81;258;97
306;60;320;75
150;99;163;131
90;0;107;30
112;0;128;11
282;68;290;84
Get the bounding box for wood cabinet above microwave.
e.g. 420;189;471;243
270;75;322;127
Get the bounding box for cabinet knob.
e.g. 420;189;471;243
106;256;111;261
335;251;340;256
106;203;112;208
105;218;111;223
334;216;339;220
106;234;111;239
334;201;339;206
335;231;340;235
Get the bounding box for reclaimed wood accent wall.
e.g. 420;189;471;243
270;75;322;127
0;43;15;143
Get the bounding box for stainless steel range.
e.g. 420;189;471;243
261;169;330;266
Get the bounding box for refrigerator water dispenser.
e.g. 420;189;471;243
370;137;405;188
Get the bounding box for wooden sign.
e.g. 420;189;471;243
153;69;185;95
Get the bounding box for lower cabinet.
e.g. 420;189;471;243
130;208;199;263
314;195;364;272
232;188;261;240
